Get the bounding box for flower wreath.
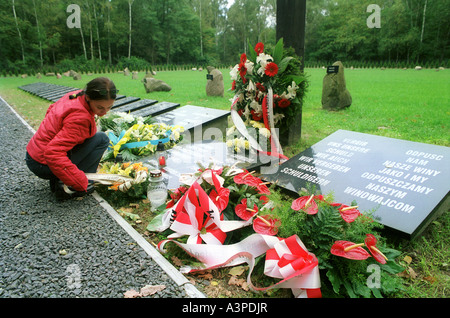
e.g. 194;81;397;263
230;39;307;158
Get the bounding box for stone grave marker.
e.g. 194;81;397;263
322;61;352;110
131;101;180;118
151;105;230;142
263;130;450;239
142;140;272;189
112;99;158;114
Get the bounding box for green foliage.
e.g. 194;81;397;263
268;189;404;298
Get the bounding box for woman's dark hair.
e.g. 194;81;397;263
70;77;118;100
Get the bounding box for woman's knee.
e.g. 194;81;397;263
96;132;110;149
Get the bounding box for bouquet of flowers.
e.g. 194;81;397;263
230;39;307;156
146;162;404;298
103;122;185;161
97;111;151;135
91;161;150;204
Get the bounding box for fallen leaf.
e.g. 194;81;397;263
171;256;184;267
423;276;436;284
398;266;417;279
211;281;219;286
228;266;246;277
403;255;412;264
228;276;249;291
124;289;141;298
140;284;166;297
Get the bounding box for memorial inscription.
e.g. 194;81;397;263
263;130;449;238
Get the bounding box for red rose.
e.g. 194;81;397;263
278;98;291;108
265;62;278;77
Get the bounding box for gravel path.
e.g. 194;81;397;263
0;96;203;298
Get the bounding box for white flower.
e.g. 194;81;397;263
230;64;239;81
249;100;261;113
226;126;236;136
245;61;254;75
247;80;256;93
256;53;273;67
259;128;271;138
287;81;299;98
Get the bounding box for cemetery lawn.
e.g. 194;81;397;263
0;67;449;298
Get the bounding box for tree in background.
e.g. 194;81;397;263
0;0;448;74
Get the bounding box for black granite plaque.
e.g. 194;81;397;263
142;140;272;189
130;101;179;118
263;130;450;239
151;105;230;142
112;99;158;114
112;96;141;108
327;65;339;74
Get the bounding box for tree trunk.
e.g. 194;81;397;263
32;0;43;68
12;0;25;62
86;1;94;60
93;2;102;61
128;0;134;59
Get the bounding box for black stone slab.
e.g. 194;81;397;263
19;83;54;95
112;96;141;108
141;140;273;189
39;87;76;99
151;105;230;142
112;99;158;114
131;101;180;118
263;130;450;239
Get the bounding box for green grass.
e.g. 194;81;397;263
0;68;449;298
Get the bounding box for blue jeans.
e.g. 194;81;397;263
25;132;110;181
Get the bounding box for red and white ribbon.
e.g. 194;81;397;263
162;181;251;244
157;233;321;298
231;88;288;161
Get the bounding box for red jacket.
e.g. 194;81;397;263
27;90;96;191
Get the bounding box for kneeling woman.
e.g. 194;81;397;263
26;77;117;200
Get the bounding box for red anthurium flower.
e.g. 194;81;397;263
291;195;319;215
256;182;271;195
365;234;388;264
254;42;264;55
253;215;280;236
265;62;279;77
277;98;291;108
209;187;230;212
235;199;258;221
260;195;269;205
233;170;256;185
338;205;361;223
330;241;371;260
166;186;188;208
